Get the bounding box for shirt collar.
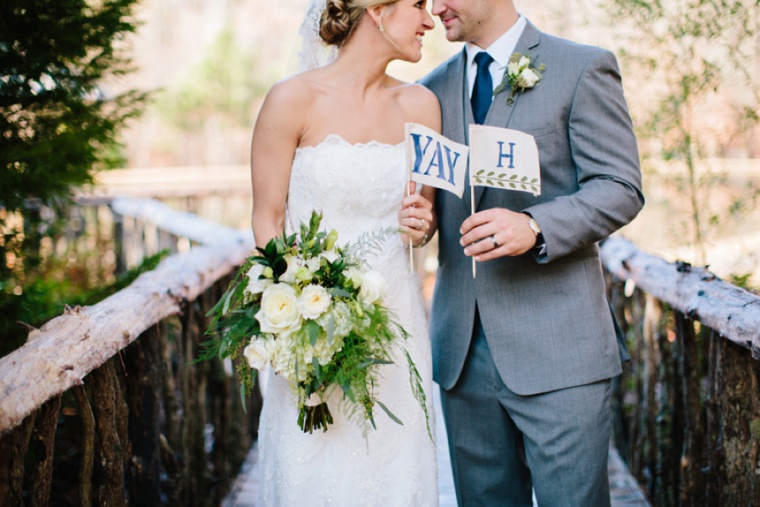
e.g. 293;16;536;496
465;15;527;73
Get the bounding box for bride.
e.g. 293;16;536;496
249;0;440;505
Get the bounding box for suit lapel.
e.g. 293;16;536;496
473;21;542;210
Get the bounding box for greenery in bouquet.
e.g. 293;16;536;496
201;212;430;436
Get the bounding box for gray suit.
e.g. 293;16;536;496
421;20;644;506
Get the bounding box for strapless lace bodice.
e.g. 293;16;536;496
287;134;406;242
257;134;438;507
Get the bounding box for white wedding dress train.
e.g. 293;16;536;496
256;134;438;506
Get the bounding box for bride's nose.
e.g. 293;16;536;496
423;10;434;30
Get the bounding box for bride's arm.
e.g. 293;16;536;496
250;80;307;249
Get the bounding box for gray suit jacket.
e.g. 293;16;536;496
421;20;644;395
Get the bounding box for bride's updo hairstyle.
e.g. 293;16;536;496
320;0;396;47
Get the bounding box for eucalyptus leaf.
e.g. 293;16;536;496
376;401;403;426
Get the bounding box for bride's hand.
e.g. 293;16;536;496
399;182;435;247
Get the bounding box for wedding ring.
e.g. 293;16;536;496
417;218;424;230
491;235;499;248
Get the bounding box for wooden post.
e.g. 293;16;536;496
123;325;162;506
90;361;127;507
72;385;95;507
0;415;35;506
30;395;62;507
675;313;706;505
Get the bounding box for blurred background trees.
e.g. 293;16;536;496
0;0;145;355
606;0;760;272
1;0;758;356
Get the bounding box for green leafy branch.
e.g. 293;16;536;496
473;169;539;193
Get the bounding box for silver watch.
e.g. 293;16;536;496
527;217;541;237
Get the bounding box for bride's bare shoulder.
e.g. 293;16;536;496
264;73;320;109
394;81;441;131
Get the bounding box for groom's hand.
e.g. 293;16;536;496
460;208;536;261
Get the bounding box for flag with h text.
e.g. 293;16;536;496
468;125;541;196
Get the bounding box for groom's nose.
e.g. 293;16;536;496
430;0;447;16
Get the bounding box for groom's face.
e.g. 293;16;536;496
431;0;491;43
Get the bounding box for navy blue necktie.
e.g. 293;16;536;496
471;52;494;125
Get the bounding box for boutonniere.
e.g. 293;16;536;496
494;52;546;105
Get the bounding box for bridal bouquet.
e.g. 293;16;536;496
201;212;429;435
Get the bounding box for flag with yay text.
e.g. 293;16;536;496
405;123;469;197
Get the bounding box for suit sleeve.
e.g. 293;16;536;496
523;49;644;263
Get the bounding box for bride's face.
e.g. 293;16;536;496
381;0;435;63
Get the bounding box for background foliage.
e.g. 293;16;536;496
0;0;145;355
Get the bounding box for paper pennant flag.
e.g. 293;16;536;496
468;125;541;196
405;123;470;198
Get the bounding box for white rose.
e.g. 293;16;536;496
243;337;271;369
519;55;531;69
256;283;302;336
358;270;386;305
507;60;521;76
519;68;539;88
244;264;270;296
279;255;302;283
299;284;331;319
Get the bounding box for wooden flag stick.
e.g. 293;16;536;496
407;180;414;274
404;122;414;274
470;179;477;279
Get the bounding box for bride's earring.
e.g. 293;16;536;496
379;21;385;33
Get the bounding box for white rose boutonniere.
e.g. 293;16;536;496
495;52;546;105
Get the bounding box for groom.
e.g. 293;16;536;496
422;0;644;505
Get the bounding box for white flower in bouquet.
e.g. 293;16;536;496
256;284;303;336
319;248;340;264
317;300;353;338
244;264;271;297
358;270;386;305
296;266;314;284
280;255;303;283
243;336;271;370
299;284;331;319
344;267;364;288
305;256;321;272
313;334;343;366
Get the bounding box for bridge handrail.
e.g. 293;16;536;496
601;236;760;356
0;197;254;434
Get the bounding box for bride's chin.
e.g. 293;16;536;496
398;50;423;64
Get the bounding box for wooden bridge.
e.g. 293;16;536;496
1;174;759;506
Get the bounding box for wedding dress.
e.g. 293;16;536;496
256;134;438;506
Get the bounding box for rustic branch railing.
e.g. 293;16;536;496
0;198;259;506
601;237;760;506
